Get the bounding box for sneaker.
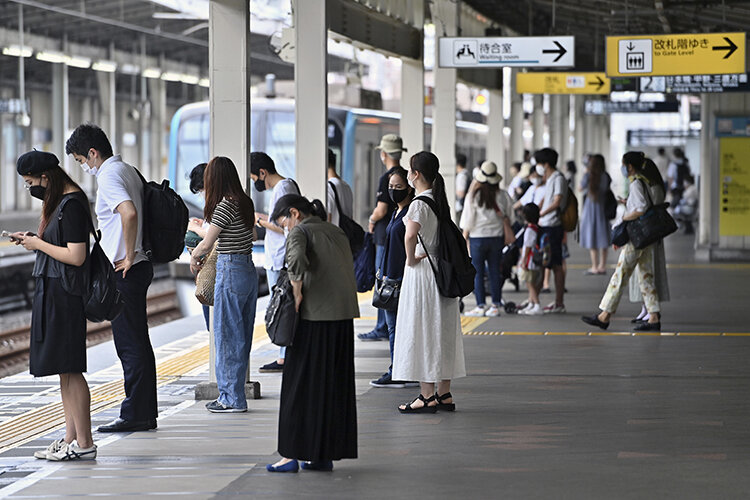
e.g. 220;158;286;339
370;372;407;388
259;361;284;372
205;400;247;413
516;300;530;311
357;330;388;341
47;441;97;461
465;305;487;317
543;303;566;314
484;305;501;317
524;303;544;316
34;438;64;460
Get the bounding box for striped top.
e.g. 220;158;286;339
211;198;253;254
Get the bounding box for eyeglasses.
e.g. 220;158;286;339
23;181;33;190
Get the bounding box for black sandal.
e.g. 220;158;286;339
435;392;456;412
398;394;438;414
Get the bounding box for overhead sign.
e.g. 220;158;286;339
606;32;746;77
516;72;610;94
718;136;750;236
640;73;750;93
438;36;574;68
585;100;679;115
0;98;28;114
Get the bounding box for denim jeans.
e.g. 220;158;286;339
214;254;258;409
384;309;397;375
469;236;504;306
373;245;388;336
266;269;286;360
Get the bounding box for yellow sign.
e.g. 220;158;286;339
516;72;610;95
606;32;746;77
719;137;750;236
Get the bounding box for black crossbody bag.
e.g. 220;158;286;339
372;212;401;311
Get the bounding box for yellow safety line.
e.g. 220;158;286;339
460;317;489;333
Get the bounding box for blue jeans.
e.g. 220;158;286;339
266;269;286;360
384;309;397;375
373;245;388;336
470;236;503;306
202;305;210;331
214;254;258;409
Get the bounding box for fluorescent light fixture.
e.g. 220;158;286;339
66;56;91;69
198;77;209;87
92;60;117;72
142;67;161;79
2;45;32;57
36;50;68;63
160;71;182;82
180;74;200;85
120;63;140;75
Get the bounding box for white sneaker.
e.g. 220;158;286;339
466;306;487;317
525;303;544;316
543;302;566;314
34;438;65;459
47;441;97;461
516;300;530;311
484;305;501;317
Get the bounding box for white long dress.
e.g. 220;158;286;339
392;190;467;383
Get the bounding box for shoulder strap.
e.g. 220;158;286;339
635;178;654;208
414;195;439;217
57;195;100;243
131;165;148;187
288;178;301;195
327;180;344;216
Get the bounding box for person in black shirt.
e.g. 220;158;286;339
359;134;405;341
13;150;97;461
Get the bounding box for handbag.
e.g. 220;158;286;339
194;244;218;306
264;268;298;346
626;180;678;249
372;276;400;310
611;221;630;247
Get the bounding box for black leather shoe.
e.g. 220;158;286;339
97;418;157;433
633;321;661;332
581;314;609;330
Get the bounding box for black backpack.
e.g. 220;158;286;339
414;196;475;298
134;168;189;263
328;181;365;256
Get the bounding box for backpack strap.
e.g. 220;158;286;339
327;180;345;219
414;195;439;217
288;178;302;195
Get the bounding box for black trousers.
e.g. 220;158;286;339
112;261;157;421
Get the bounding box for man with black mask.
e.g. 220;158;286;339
250;152;300;372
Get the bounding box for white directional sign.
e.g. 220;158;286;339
438;36;575;68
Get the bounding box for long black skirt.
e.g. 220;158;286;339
30;277;87;377
278;319;358;461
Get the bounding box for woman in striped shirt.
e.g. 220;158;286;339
190;156;257;413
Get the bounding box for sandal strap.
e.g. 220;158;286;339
435;392;452;403
404;394;435;410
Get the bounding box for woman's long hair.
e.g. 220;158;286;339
410;151;451;221
475;182;499;209
203;156;255;229
37;166;87;235
642;158;665;188
587;154;606;202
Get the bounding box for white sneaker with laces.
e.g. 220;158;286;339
466;305;487;317
525;303;544;316
484;305;500;317
47;441;97;461
34;438;65;459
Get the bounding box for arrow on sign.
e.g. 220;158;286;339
713;37;738;59
626;42;635;51
588;75;605;90
543;41;568;62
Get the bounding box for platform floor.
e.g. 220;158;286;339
1;232;750;499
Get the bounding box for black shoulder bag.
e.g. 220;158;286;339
372;212;400;311
626;179;677;249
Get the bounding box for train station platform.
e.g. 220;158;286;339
0;232;749;499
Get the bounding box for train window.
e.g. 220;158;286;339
265;111;295;179
176;114;210;196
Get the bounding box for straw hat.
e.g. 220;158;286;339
518;161;532;178
474;161;503;184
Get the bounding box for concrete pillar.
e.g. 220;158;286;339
96;71;116;154
52;63;69;174
487;89;505;185
399;1;424;155
599;115;611;165
532;94;544;152
148;78;166;181
573;95;585;169
294;0;327;202
547;95;560;154
583;112;596;157
509;70;524;174
559;95;571;164
431;0;457;212
698;92;715;248
198;0;256;400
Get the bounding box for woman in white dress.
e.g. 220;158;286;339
392;151;467;414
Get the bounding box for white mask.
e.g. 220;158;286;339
79;162;97;176
407;171;416;188
535;164;545;177
532;177;541;186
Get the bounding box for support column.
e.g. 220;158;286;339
583;112;596;157
294;0;327;202
197;0;256;401
509;70;524;175
431;0;457;213
400;1;424;155
559;95;571;164
532;94;544;152
487;89;505;184
52;63;69;174
698;92;715;248
547;95;560;154
148;78;166;181
138;36;151;179
599;115;611;164
96;70;116;154
573;95;585;169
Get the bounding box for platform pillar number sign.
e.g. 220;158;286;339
606;33;746;77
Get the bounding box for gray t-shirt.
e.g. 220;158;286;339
539;170;567;227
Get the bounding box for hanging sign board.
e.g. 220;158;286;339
638;73;750;93
606;32;746;77
516;72;610;94
438;36;575;68
585;100;679;114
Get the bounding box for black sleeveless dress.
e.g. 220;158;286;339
29;192;90;377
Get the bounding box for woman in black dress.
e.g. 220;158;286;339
13;150;96;461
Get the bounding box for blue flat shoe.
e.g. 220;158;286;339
266;460;299;473
300;460;333;471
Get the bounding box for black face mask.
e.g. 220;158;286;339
389;188;409;204
254;177;266;192
29;185;46;200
